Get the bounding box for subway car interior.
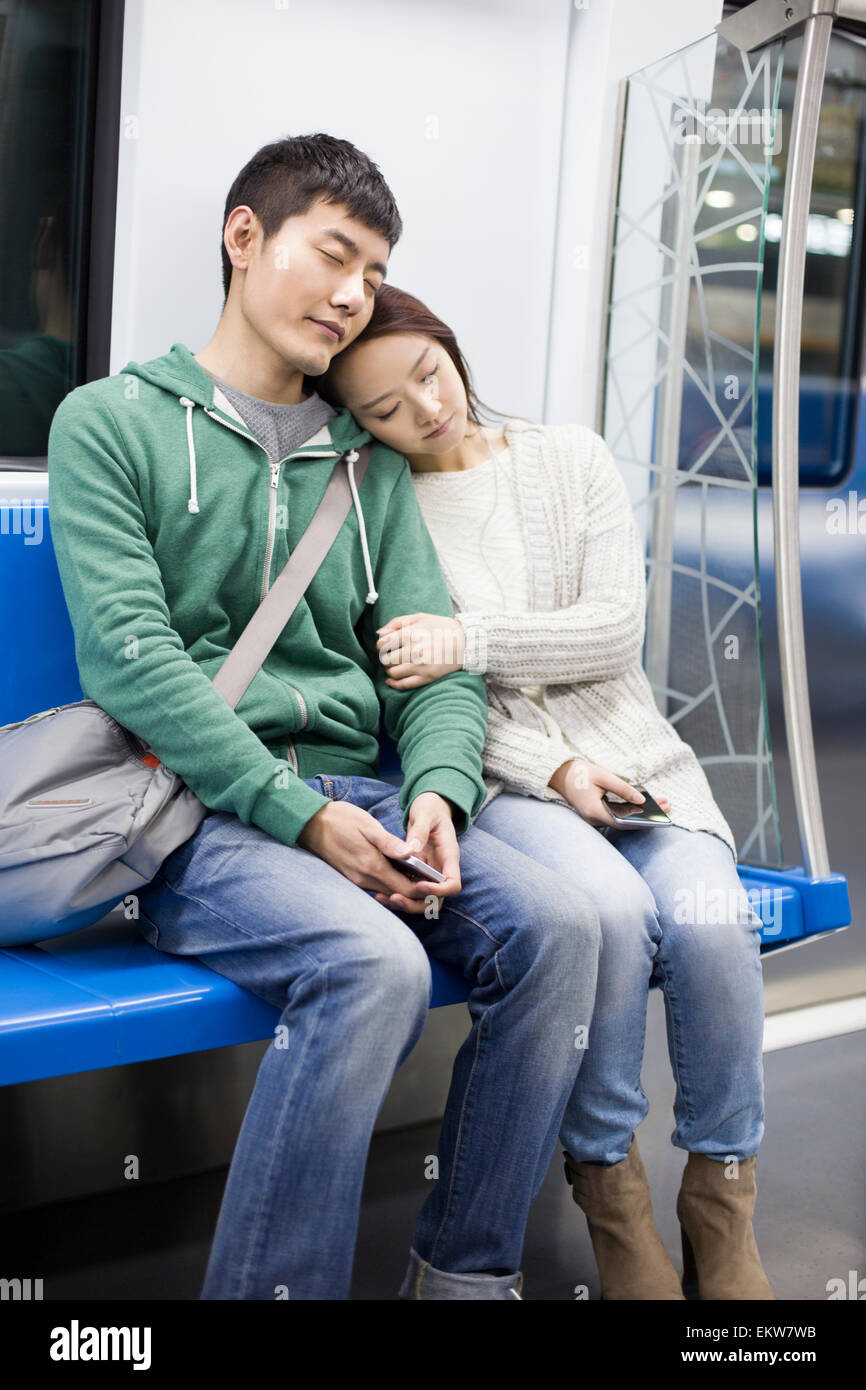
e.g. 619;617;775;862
0;0;864;1317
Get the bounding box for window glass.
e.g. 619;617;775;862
688;16;866;488
755;31;866;486
0;0;96;467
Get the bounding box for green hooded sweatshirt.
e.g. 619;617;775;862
46;342;489;847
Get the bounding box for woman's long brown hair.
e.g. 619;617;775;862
312;283;505;425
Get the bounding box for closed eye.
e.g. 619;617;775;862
322;248;380;293
375;362;438;421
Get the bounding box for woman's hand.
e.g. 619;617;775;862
375;612;466;689
548;758;671;828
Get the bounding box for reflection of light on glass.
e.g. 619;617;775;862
764;211;852;255
706;189;735;208
836;207;855;225
736;224;758;242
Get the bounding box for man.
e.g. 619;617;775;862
47;133;601;1300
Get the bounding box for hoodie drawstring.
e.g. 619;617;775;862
179;396;199;513
345;449;378;605
178;395;377;604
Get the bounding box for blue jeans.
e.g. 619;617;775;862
473;793;765;1165
135;775;601;1299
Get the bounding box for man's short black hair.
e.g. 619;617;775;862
220;132;402;300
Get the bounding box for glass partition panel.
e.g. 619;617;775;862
602;28;785;864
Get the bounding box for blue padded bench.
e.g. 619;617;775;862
0;500;851;1086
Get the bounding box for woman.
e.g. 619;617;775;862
317;285;773;1302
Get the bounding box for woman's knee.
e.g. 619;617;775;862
594;872;659;952
657;866;764;951
477;798;657;954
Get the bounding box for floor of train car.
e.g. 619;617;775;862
2;991;862;1301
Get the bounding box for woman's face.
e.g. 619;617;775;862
329;333;469;456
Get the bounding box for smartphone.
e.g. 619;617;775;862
602;787;672;827
384;853;447;884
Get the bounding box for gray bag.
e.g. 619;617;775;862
0;445;371;946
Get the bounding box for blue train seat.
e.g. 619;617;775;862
0;500;851;1087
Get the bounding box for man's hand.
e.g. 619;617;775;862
375;612;465;689
548;759;670;829
297;792;460;915
374;790;461;914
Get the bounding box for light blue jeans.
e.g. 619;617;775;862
473;793;765;1165
135;774;601;1299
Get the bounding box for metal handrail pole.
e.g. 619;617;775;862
772;1;837;876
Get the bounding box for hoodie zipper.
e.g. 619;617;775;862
201;406;339;598
200;404;341;769
262;462;282;602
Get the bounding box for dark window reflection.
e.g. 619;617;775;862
756;40;866;486
681;20;866;487
0;0;96;466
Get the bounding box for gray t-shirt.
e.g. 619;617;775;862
200;365;337;463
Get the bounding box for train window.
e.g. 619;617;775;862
671;21;866;490
0;0;108;471
754;28;866;487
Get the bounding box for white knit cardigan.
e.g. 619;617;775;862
430;417;737;858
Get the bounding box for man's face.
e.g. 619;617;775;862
229;195;391;375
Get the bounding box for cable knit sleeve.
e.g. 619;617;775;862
456;429;646;686
481;707;576;803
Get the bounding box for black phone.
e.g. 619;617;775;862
384;853;447;884
602;787;672;827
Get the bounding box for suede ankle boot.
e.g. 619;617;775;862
564;1135;685;1300
676;1152;774;1300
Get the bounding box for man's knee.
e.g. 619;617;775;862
342;913;433;1013
511;868;603;969
372;924;433;1001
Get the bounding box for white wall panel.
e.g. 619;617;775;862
114;1;725;428
113;0;572;424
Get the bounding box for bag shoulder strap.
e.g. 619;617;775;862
212;443;372;709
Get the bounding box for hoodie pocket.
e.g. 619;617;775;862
194;655;310;737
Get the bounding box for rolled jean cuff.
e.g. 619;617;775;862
398;1247;523;1300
